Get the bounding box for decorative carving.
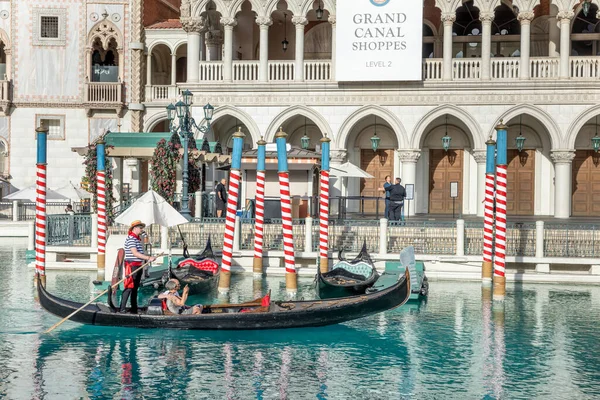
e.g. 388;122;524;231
550;150;576;164
181;17;206;33
181;0;191;18
328;15;336;25
220;17;237;27
255;16;272;27
398;150;421;163
90;12;99;22
479;11;494;23
88;20;122;49
472;150;487;164
0;10;8;19
517;11;535;23
330;150;347;163
111;13;121;23
556;10;574;21
292;16;308;26
441;13;456;24
130;0;144;132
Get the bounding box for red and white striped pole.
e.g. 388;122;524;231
96;139;107;280
493;122;508;300
319;134;331;274
253;137;267;277
482;137;496;285
219;128;245;294
34;122;48;288
275;128;297;295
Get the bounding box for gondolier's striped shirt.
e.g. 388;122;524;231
124;233;144;262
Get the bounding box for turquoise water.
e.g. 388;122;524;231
1;243;600;399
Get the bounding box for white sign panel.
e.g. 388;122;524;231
336;0;423;82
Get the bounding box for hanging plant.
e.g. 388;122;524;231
187;134;201;193
81;142;116;222
150;136;181;203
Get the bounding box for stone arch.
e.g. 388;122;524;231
231;0;261;18
192;0;229;18
145;111;169;132
0;28;10;50
265;105;333;143
492;104;561;149
300;0;335;17
148;40;174;55
337;106;408;149
211;105;261;146
88;19;122;49
566;104;600;148
173;40;188;54
412;104;482;149
265;0;300;17
423;18;439;36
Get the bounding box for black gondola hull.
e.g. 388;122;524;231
38;271;410;330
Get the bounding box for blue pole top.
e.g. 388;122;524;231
320;134;331;172
275;127;289;173
257;136;266;171
231;127;245;170
495;121;508;166
96;139;106;171
36;123;48;164
485;137;496;174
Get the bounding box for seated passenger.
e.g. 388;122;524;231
158;279;202;315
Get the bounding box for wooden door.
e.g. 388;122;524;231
506;150;535;215
429;149;463;214
572;150;600;216
360;149;394;215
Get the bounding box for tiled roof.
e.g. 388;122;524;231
146;19;182;29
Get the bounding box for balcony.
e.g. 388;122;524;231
84;81;124;116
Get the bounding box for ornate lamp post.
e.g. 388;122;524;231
167;89;214;220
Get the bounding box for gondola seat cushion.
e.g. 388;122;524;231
334;262;373;279
178;259;219;274
147;297;164;315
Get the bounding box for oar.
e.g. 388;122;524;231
177;226;190;258
45;252;165;334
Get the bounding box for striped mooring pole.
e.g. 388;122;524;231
493;121;508;300
218;127;245;294
34;122;48;288
319;134;331;274
96;139;107;280
482;136;496;285
253;136;267;277
275;127;297;295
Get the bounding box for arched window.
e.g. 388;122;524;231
572;5;600;56
423;24;435;58
88;20;122;82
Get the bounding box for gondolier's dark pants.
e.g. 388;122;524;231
120;266;143;313
389;201;404;221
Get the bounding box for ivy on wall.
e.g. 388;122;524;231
81;142;116;221
150;135;180;203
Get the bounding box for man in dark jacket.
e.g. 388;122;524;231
385;178;406;221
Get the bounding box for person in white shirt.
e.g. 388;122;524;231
158;279;202;315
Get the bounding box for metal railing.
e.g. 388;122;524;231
47;214;92;246
0;202;12;220
544;223;600;258
388;221;456;255
18;202;71;221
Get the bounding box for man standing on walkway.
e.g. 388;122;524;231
380;175;392;219
215;178;227;218
385;177;406;221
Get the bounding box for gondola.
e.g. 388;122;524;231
37;268;410;330
316;242;379;299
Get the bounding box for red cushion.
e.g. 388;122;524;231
178;259;219;274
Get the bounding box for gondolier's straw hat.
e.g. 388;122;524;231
129;220;146;231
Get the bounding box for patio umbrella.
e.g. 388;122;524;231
4;185;69;202
55;182;91;201
114;189;188;228
330;161;374;179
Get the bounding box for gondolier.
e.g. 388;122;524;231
120;220;156;313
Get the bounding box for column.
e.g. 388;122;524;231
397;150;421;217
473;150;487;217
85;48;92;81
256;17;272;83
200;29;206;61
182;17;205;83
329;15;336;80
146;52;152;85
221;17;237;82
293;16;308;82
206;31;223;61
480;11;493;80
171;53;177;84
558;11;573;79
441;13;455;81
518;11;534;80
551;150;576;219
4;48;11;80
548;13;560;57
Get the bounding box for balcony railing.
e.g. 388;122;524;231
233;61;259;81
530;57;559;79
491;58;519;79
570;56;600;79
85;82;123;103
145;85;179;102
453;58;481;80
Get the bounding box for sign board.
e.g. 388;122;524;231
92;66;119;83
336;0;423;82
405;184;414;200
450;182;459;198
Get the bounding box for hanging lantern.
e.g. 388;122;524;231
583;0;592;17
592;135;600;152
371;133;380;152
282;13;289;52
301;133;310;150
442;115;451;152
316;0;324;20
516;115;526;152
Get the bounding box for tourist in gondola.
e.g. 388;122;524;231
158;279;203;315
120;220;157;313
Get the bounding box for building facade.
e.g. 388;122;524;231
3;0;600;219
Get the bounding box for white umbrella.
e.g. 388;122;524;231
330;161;374;179
4;185;69;202
55;181;91;201
114;189;188;228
